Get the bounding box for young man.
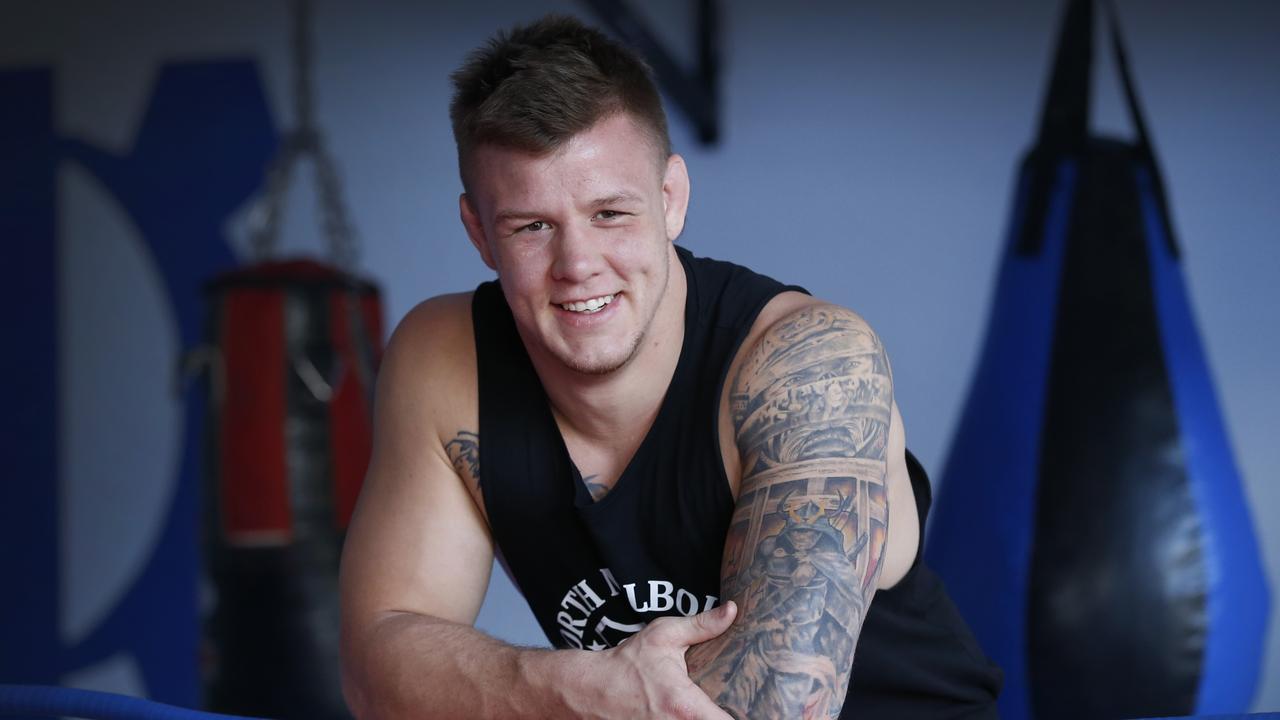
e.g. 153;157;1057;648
339;15;1001;719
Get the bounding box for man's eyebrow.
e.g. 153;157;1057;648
493;209;540;223
492;193;644;223
587;192;644;207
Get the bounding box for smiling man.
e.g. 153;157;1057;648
339;14;1001;719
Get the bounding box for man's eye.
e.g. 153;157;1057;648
520;221;549;233
593;210;622;221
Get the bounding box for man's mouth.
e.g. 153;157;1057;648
559;293;617;314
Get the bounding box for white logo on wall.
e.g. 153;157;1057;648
554;568;718;651
59;161;180;697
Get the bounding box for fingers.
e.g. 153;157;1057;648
608;604;739;718
691;600;737;643
647;601;737;648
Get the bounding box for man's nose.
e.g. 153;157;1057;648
550;220;601;283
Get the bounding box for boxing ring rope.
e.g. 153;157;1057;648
0;685;264;720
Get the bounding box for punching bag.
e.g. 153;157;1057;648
201;261;382;719
199;5;384;715
925;2;1269;719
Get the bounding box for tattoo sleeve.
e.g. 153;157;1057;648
444;430;480;491
688;305;892;719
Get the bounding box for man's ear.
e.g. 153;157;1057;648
661;154;691;242
460;192;497;270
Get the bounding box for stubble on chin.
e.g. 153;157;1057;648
550;247;674;377
560;328;646;376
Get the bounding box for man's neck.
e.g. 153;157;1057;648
531;247;687;450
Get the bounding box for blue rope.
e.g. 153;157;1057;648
0;685;267;720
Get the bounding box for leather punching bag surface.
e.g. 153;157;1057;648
925;2;1269;719
202;260;383;719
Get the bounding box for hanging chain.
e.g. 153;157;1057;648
251;0;359;270
247;0;375;410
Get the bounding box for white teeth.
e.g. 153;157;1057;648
560;293;615;314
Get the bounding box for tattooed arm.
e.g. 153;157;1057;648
688;304;893;719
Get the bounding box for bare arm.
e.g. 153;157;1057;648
339;430;573;719
339;297;735;719
688;304;893;719
338;297;516;718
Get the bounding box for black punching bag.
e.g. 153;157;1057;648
925;2;1269;719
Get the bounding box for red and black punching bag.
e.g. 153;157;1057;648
201;260;382;719
925;2;1269;719
199;3;384;710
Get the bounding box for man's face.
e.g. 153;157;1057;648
460;113;689;376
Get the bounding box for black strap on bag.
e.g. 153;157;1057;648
1017;0;1179;258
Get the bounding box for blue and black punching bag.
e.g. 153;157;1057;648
925;2;1270;718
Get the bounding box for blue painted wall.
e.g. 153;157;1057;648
0;61;276;705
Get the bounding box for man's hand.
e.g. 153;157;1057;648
563;602;739;719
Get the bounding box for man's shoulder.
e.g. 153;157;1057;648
379;291;478;439
388;291;475;360
401;290;474;326
721;297;879;410
742;295;890;376
734;295;870;365
749;292;831;334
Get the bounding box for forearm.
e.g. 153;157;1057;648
342;611;587;719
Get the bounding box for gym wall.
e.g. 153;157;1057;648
1;0;1275;712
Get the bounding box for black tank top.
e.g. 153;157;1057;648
474;246;1002;718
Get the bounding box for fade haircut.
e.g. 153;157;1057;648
449;14;672;190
